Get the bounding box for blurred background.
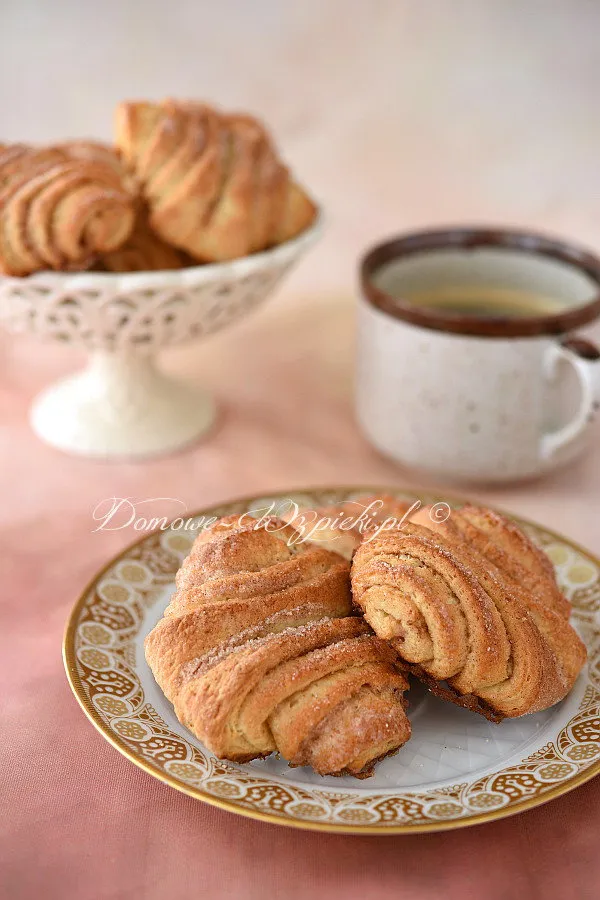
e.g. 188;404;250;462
3;0;600;298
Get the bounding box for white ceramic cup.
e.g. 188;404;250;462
357;228;600;483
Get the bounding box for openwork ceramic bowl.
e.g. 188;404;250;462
0;215;322;458
63;487;600;834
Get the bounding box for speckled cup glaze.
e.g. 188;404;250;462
357;228;600;483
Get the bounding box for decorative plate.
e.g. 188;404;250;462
63;488;600;833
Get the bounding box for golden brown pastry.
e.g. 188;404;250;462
145;516;411;777
283;494;414;559
0;145;64;193
51;140;127;175
97;202;187;272
409;504;572;618
115;99;317;262
351;505;586;720
49;144;187;272
0;145;135;276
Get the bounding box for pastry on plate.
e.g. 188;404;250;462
115;99;317;262
351;505;587;720
0;144;135;276
283;494;414;559
145;515;411;777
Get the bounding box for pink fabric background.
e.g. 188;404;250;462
1;289;599;900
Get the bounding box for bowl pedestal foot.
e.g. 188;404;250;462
30;351;216;459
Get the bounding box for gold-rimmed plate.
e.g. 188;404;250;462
63;488;600;833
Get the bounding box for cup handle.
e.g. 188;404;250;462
541;337;600;460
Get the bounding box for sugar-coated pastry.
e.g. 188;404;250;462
351;505;586;720
0;145;65;194
115;99;317;262
98;202;187;272
283;494;414;559
145;516;411;777
52;146;187;272
0;145;135;276
51;140;127;175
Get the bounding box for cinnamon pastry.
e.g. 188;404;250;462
145;516;411;777
0;145;135;275
351;505;586;720
97;202;187;272
52;140;128;175
283;494;414;559
0;145;64;193
51;145;186;272
115;99;317;262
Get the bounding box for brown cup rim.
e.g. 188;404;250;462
360;226;600;337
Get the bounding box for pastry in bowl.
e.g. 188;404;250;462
351;505;587;720
115;99;317;262
51;139;131;177
0;144;135;275
0;99;317;275
97;202;188;272
145;516;411;777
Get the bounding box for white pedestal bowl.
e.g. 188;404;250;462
0;216;322;458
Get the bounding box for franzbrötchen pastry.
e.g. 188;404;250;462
145;516;411;777
115;99;317;262
351;505;586;720
283;494;414;560
0;143;135;276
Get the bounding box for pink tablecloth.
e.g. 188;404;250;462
1;292;599;900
